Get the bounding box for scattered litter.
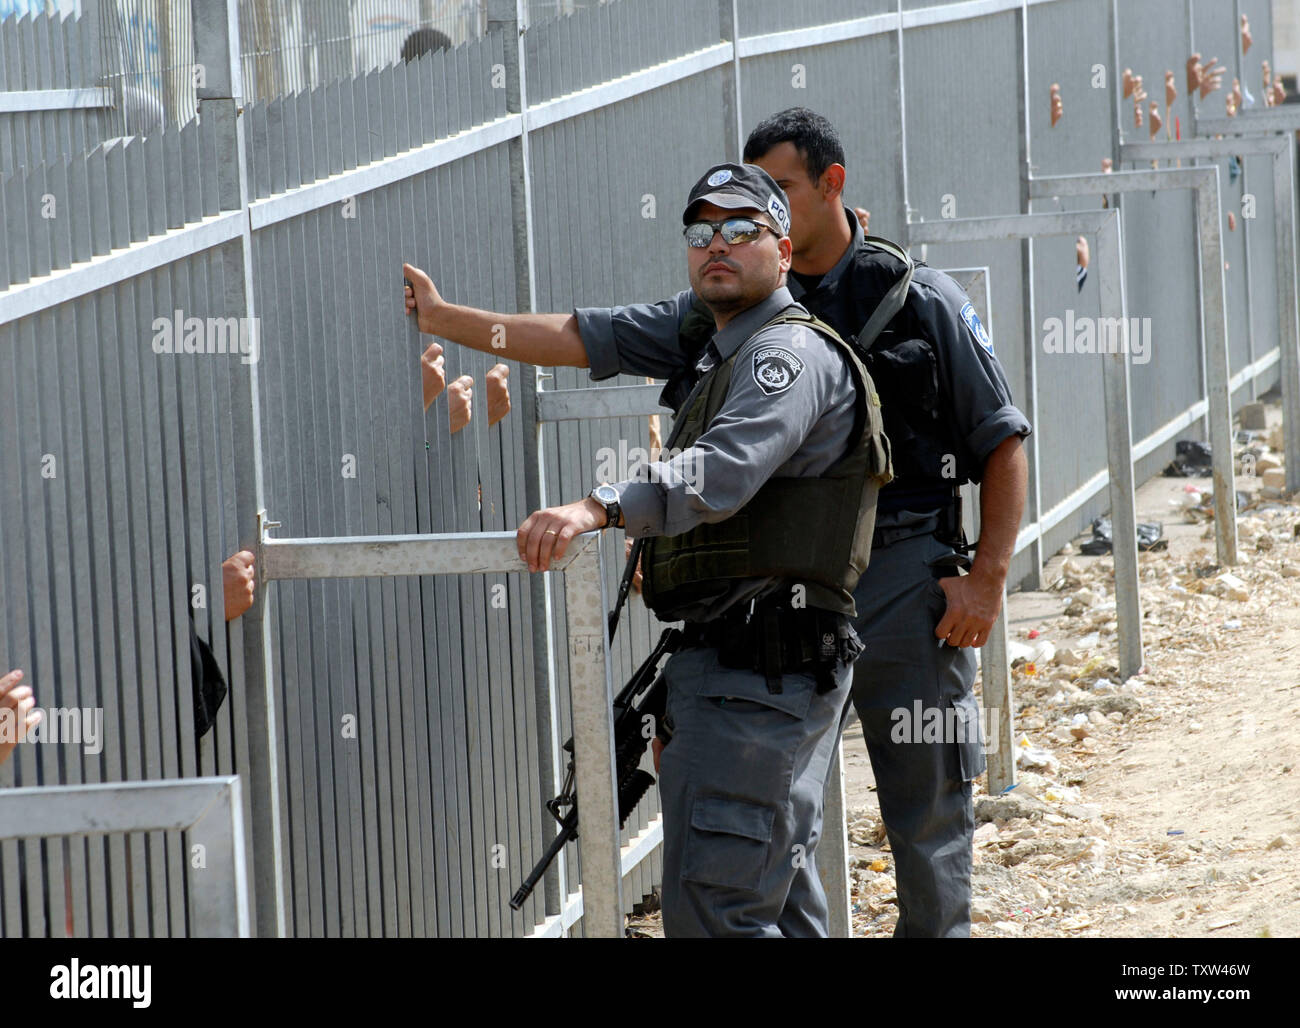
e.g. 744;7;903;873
1079;516;1167;555
1163;439;1214;477
1167;830;1185;836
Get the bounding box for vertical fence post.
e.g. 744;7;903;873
1194;165;1240;563
1015;0;1044;590
817;742;851;938
1095;211;1144;679
563;537;624;937
190;0;286;938
720;0;742;163
487;0;563;926
1272;135;1300;493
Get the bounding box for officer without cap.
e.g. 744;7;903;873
403;163;892;936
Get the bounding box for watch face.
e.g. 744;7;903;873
594;485;619;504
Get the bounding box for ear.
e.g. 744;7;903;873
821;163;846;202
777;234;793;274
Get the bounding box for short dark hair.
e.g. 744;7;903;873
401;27;452;63
743;107;847;182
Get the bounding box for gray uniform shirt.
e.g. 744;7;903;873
576;223;1030;532
577;285;859;622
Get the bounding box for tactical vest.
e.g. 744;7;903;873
670;236;962;492
641;308;893;621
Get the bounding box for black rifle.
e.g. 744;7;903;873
510;539;679;911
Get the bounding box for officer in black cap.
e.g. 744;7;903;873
563;109;1032;938
403;162;892;936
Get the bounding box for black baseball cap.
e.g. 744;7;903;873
682;162;791;236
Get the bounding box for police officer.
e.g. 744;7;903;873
545;109;1032;937
404;163;891;936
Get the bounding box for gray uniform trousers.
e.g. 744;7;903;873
848;529;984;938
657;642;854;937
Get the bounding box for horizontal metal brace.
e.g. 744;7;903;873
1197;108;1300;136
536;383;666;422
0;87;112;113
1121;135;1288;161
260;530;594;580
907;209;1115;244
1029;166;1216;197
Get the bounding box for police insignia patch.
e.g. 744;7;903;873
960;301;993;354
707;168;733;186
752;347;805;395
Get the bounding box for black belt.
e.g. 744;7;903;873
682;600;856;695
872;513;941;550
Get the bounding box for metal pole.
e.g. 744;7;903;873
818;741;850;938
190;0;287;938
982;591;1014;794
188;777;252;938
562;537;625;937
1016;0;1044;590
720;0;743;163
1095;211;1144;679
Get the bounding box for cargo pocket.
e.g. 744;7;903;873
946;689;987;782
681;794;776;893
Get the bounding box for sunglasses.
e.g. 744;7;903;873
683;217;776;248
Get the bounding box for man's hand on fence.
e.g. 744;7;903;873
486;364;511;426
933;571;1004;650
0;669;41;767
448;375;473;433
517;498;605;572
223;550;256;621
403;263;446;335
422;342;447;410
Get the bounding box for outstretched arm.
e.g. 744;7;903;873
403;263;589;368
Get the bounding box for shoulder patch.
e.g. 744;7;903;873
752;346;805;395
960;301;993;354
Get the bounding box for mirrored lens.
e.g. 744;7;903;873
720;218;763;244
684;222;716;248
683;218;765;247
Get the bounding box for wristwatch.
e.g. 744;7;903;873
589;483;621;529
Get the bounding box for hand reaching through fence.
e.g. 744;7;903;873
448;375;473;433
486;364;511;426
0;669;40;767
1149;101;1162;138
1199;57;1225;99
222;550;256;621
854;207;870;234
422;341;447;409
1165;70;1177;107
1241;14;1252;55
1050;83;1063;127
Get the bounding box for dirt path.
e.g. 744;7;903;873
848;403;1300;938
